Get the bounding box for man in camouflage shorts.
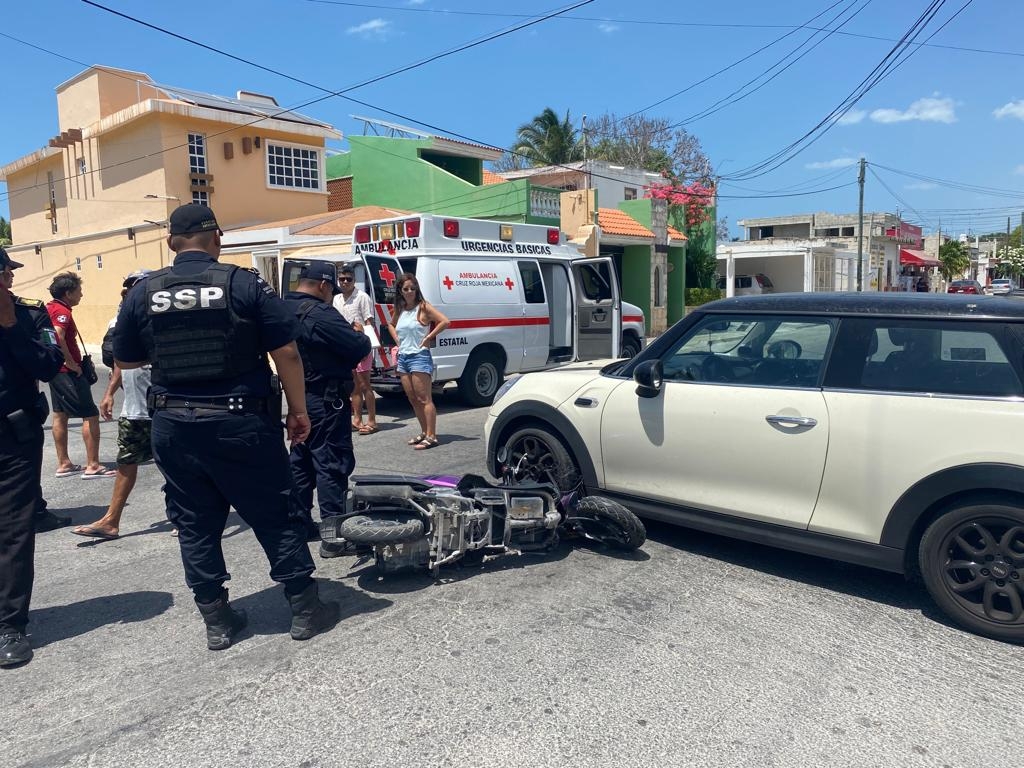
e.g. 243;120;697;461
70;272;154;541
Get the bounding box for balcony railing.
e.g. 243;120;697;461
529;185;560;220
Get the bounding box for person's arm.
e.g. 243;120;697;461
268;341;309;443
52;324;82;374
0;290;64;381
100;365;123;421
420;302;450;347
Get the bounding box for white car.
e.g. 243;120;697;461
991;278;1016;295
485;292;1024;643
716;273;775;295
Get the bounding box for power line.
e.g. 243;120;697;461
869;162;1024;198
723;0;971;182
304;0;1024;58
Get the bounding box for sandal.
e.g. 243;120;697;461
414;436;440;450
359;424;379;435
407;433;426;446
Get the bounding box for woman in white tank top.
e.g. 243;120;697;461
385;273;449;449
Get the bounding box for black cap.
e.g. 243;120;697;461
168;203;222;236
299;260;340;294
0;247;24;270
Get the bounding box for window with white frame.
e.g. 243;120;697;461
624;187;638;201
96;254;103;270
188;132;209;204
266;142;322;191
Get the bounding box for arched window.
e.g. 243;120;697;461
654;266;663;307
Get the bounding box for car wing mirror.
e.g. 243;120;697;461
634;359;664;398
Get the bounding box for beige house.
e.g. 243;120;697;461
0;65;341;341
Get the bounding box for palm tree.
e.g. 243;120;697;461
511;108;583;166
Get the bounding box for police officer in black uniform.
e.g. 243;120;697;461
284;261;371;556
0;247;64;667
113;204;340;651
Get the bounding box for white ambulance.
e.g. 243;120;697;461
282;213;646;405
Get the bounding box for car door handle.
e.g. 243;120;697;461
765;414;817;428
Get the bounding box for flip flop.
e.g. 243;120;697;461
55;464;84;478
414;436;440;450
82;468;118;479
407;432;426;446
358;425;379;435
70;525;119;541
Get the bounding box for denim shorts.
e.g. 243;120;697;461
396;349;434;375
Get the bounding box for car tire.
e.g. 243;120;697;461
458;350;503;407
502;425;581;493
339;514;424;544
918;502;1024;643
566;495;646;550
620;334;641;360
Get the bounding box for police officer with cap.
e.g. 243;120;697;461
113;203;340;651
284;261;370;556
0;247;64;667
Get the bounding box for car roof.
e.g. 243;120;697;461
700;292;1024;319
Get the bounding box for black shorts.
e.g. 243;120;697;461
49;372;99;418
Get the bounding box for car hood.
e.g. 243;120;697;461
490;358;625;413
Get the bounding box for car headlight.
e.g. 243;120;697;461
492;375;521;406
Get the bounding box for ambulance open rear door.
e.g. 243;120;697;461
362;253;404;368
571;257;621;360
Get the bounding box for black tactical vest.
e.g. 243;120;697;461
143;263;262;385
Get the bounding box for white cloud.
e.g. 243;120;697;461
905;182;937;191
1015;164;1024;175
598;22;619;33
837;110;866;126
869;96;956;124
994;100;1024;120
346;18;392;37
805;157;858;170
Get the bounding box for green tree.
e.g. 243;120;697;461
997;244;1024;281
0;216;11;246
508;107;583;167
586;113;713;182
938;239;971;282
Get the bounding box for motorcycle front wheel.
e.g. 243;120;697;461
566;496;646;551
339;514;424;544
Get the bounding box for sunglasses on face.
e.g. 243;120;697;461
339;277;354;282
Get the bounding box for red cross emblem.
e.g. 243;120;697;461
378;263;396;288
504;277;515;291
443;275;454;290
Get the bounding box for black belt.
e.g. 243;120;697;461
307;379;354;398
148;394;268;414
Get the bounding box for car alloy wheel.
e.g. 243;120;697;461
502;426;581;493
919;503;1024;643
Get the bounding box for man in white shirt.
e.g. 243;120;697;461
70;271;154;540
333;264;378;434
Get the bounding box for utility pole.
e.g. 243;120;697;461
856;157;866;291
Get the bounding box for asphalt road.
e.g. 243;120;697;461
2;377;1021;768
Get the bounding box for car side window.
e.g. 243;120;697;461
577;262;612;302
660;314;833;388
517;260;545;304
825;319;1024;397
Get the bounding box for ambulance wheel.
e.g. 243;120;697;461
621;334;641;359
458;350;504;407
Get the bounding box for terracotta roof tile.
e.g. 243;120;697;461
228;206;410;235
598;208;653;239
667;225;688;241
482;169;507;185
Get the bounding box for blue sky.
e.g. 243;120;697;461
1;0;1022;239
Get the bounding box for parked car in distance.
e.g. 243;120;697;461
716;273;775;295
991;278;1016;295
485;292;1024;643
947;279;986;295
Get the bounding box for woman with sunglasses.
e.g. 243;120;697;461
385;273;449;449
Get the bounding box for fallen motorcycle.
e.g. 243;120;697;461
321;473;645;576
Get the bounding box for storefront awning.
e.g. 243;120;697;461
900;248;940;267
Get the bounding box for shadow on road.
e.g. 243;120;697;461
228;579;392;640
29;591;175;648
644;519;925;611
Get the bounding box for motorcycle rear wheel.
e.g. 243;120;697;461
567;496;646;551
339;514;424;544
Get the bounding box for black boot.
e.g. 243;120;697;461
196;590;248;651
287;582;340;641
35;510;72;532
0;632;33;667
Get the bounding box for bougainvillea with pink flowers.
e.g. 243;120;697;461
644;182;715;228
